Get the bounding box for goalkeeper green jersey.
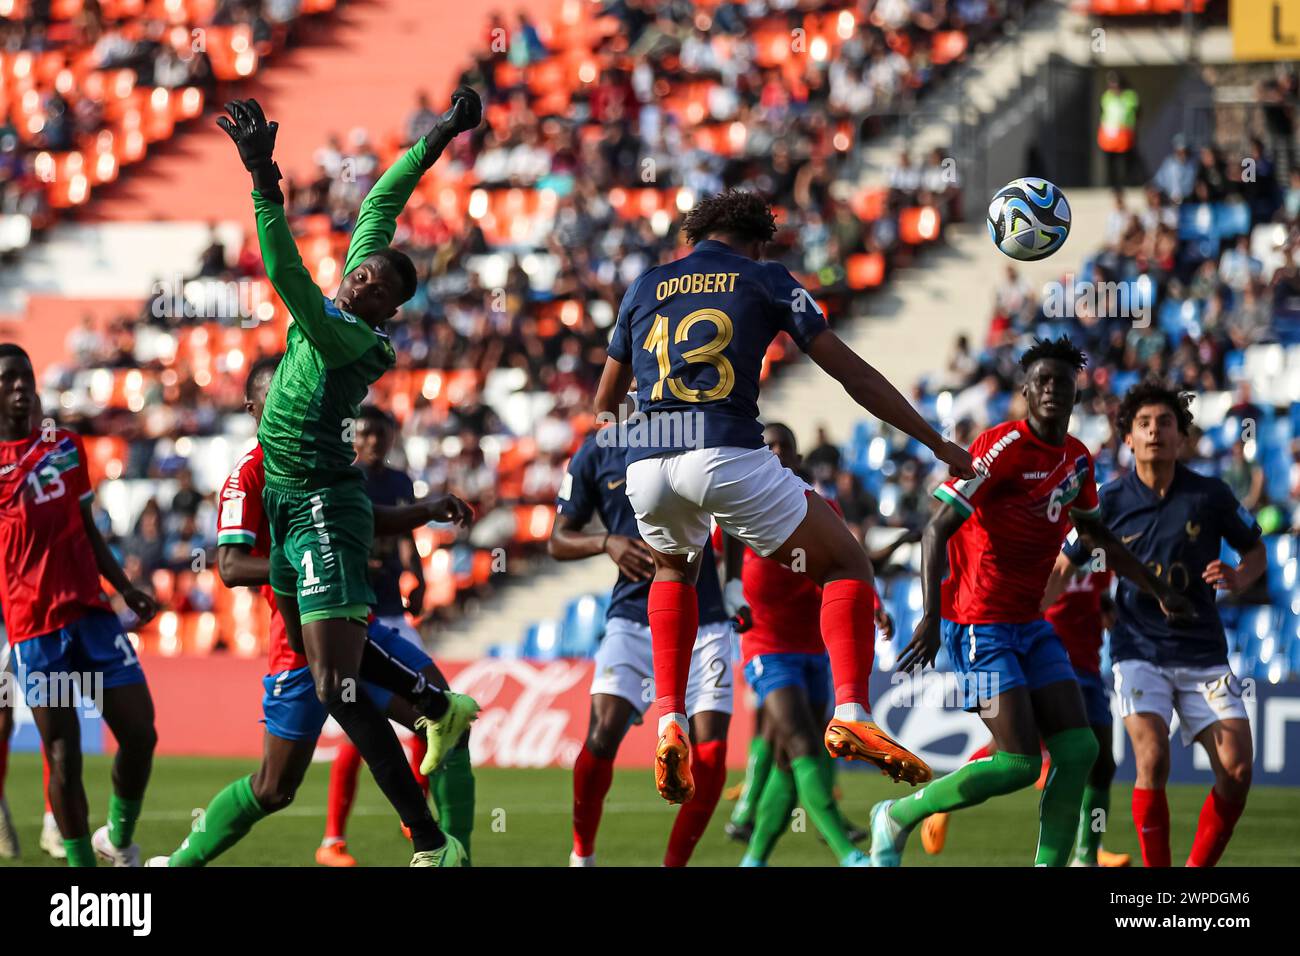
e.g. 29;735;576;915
253;137;434;489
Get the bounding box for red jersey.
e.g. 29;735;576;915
935;421;1099;624
1045;565;1112;675
0;428;112;643
216;444;297;674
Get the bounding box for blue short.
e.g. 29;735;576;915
941;618;1077;712
261;620;432;742
13;609;146;702
1073;666;1113;728
743;652;831;716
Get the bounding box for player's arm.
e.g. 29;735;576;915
1039;549;1080;612
719;530;751;632
549;512;655;580
343;87;481;274
372;495;474;535
216;543;269;589
1070;509;1193;621
806;330;974;480
1203;483;1267;595
79;497;159;624
217;101;335;338
594;275;640;417
897;500;965;671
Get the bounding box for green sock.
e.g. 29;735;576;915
64;836;96;867
730;736;772;828
168;775;268;868
107;793;144;849
817;750;857;832
791;754;858;862
431;744;475;863
745;766;797;863
1075;784;1108;865
890;751;1040;830
1035;728;1099;867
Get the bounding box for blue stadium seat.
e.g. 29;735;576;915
1263;535;1297;602
520;619;563;660
1212;201;1251;239
559;593;605;658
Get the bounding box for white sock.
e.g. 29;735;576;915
43;811;57;829
657;713;688;737
833;702;870;722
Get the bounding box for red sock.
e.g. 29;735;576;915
649;581;698;720
1132;787;1171;867
408;736;429;797
1186;788;1246;867
663;738;727;867
42;748;51;813
967;740;996;763
572;744;615;857
324;741;363;842
821;579;877;708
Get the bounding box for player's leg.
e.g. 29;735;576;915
663;620;734;865
40;746;65;858
1115;660;1175;867
769;494;926;783
375;634;476;863
161;732;316;867
28;702;92;864
920;737;997;855
18;632;96;865
569;694;635;865
1187;718;1252;867
1071;669;1126;866
725;705;769;842
93;681;158;865
741;743;796;866
625;453;711;803
318;739;362;866
874;623;1043;866
1029;680;1098;866
0;685;17;859
69;608;156;866
0;643;16;859
762;680;864;864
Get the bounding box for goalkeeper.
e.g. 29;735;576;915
217;92;480;867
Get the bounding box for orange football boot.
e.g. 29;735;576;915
315;841;357;867
920;812;950;854
824;719;932;785
655;722;695;804
1097;848;1131;867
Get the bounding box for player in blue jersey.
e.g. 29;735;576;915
551;420;733;866
593;190;975;803
1065;381;1264;867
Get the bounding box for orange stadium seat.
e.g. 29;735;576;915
850;186;887;222
513;505;555;544
899;206;942;245
931;31;968;66
846;252;886;289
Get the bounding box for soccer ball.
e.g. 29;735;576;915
986;178;1071;262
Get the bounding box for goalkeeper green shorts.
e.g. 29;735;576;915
264;480;375;624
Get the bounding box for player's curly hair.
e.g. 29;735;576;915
681;189;777;245
1116;379;1195;436
1019;335;1087;372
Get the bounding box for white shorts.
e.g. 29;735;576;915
590;617;734;717
375;614;423;649
1113;659;1249;746
625;445;810;557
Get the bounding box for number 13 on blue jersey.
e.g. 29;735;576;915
642;308;736;403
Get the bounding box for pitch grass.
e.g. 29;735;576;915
2;753;1297;867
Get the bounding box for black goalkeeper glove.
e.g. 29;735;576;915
421;86;482;165
217;99;284;203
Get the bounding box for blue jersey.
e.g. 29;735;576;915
607;240;829;463
1065;465;1261;668
363;465;415;617
556;432;727;626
